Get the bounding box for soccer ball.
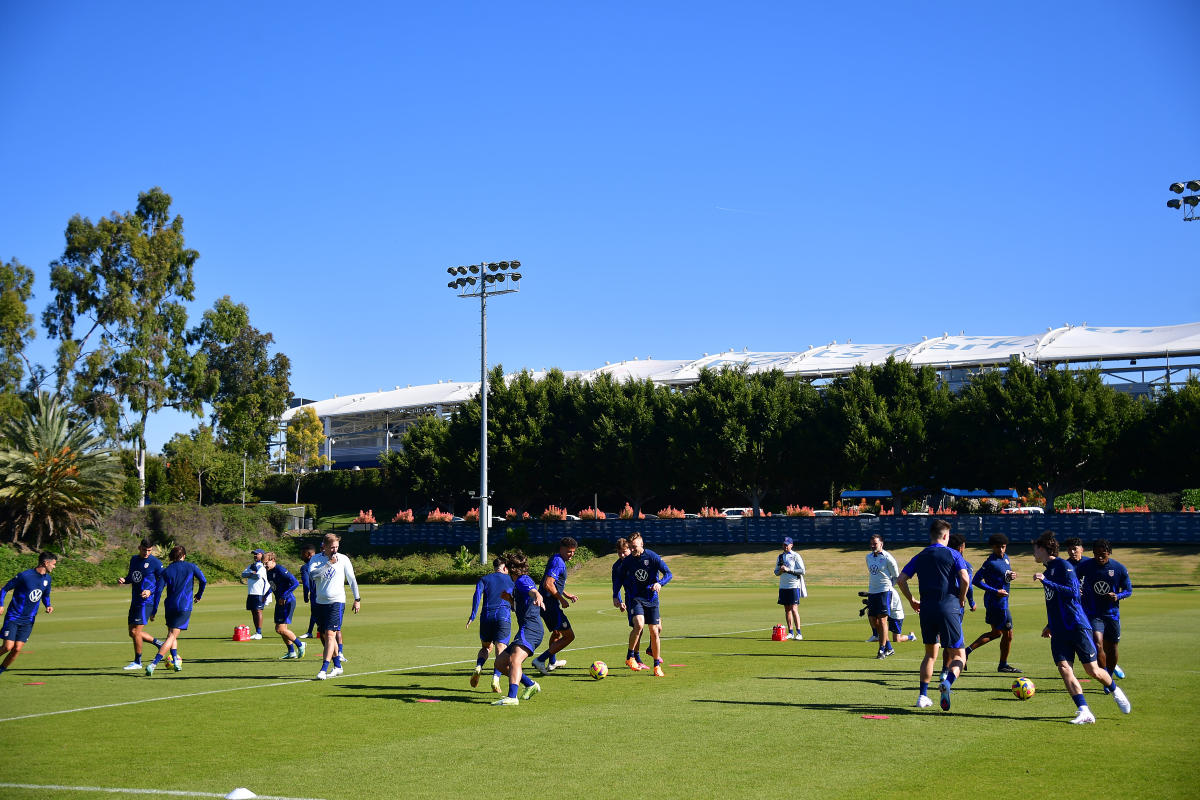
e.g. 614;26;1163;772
589;660;608;680
1012;677;1035;700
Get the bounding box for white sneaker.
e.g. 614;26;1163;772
1070;707;1096;724
316;670;328;680
491;675;501;693
298;633;311;639
916;695;933;708
794;633;803;640
337;652;347;661
532;657;550;676
172;658;183;672
905;632;916;642
249;633;263;640
785;632;795;640
329;666;343;678
491;696;518;706
1111;686;1131;714
122;661;142;671
549;659;565;671
866;634;879;643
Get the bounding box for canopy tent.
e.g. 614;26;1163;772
940;488;1019;499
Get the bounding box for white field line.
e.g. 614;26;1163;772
0;784;328;800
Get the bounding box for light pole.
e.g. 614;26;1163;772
1167;180;1200;221
446;260;523;563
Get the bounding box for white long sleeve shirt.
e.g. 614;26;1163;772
307;553;360;604
775;551;807;596
242;562;269;596
866;551;900;594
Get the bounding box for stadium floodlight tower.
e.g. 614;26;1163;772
1167;180;1200;221
445;260;523;563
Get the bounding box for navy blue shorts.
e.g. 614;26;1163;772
919;605;965;649
1089;616;1120;642
866;592;890;617
1050;626;1098;665
630;598;661;626
540;603;571;632
1;617;33;643
274;599;296;626
128;601;151;627
164;608;191;631
778;588;801;606
513;623;544;655
985;606;1013;631
888;616;903;635
245;594;268;612
315;602;345;633
479;616;511;644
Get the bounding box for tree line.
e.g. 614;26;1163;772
361;361;1199;518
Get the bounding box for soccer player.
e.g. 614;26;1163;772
1063;537;1088;570
467;556;514;691
531;537;579;676
612;538;648;670
1077;539;1132;679
0;551;56;675
1032;530;1130;724
145;546;207;675
241;548;270;639
118;539;165;670
265;552;305;660
492;550;545;706
943;534;976;677
298;543;318;639
307;533;361;680
965;533;1020;674
620;532;673;676
775;537;807;641
896;519;969;711
865;533;899;658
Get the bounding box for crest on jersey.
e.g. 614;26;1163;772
635;568;649;582
1107;570;1114;577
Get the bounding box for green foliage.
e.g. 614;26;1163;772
451;544;475;570
0;392;123;550
42;188;218;504
0;257;36;417
1142;491;1182;513
285;406;329;503
1182;489;1200;510
1052;489;1147;512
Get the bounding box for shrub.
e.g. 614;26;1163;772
618;503;643;520
578;507;605;520
464;508;479;523
1182;489;1200;510
656;505;685;519
505;508;519;521
391;509;414;523
541;505;567;522
352;509;377;524
785;505;814;517
699;507;725;518
425;508;453;523
505;526;529;549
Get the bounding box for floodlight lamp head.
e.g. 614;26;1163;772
1184;195;1200;207
510;272;522;281
1170;182;1186;194
498;260;510;269
469;264;480;274
457;266;468;274
466;276;477;285
510;260;521;268
447;267;456;275
1168;198;1183;209
1188;180;1200;191
447;280;457;288
487;262;500;272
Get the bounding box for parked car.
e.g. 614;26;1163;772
564;514;581;521
720;507;754;518
1001;506;1045;515
812;510;836;517
683;513;700;519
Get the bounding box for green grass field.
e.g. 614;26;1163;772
1;547;1198;800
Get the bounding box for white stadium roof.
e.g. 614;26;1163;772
283;322;1200;422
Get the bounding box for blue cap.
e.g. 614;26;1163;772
782;537;793;545
252;549;265;555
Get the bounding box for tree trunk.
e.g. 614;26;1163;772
137;431;147;508
197;470;204;505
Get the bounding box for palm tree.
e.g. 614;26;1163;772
0;392;123;550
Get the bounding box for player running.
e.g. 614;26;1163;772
1032;530;1130;724
531;537;579;676
467;557;514;691
145;546;207;675
964;533;1020;674
942;534;976;679
492;550;545;706
265;552;305;661
118;539;165;671
1077;539;1132;680
897;520;969;711
307;533;361;680
612;538;648;670
0;551;57;676
865;534;899;658
619;532;673;677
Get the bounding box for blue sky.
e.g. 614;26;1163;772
2;2;1197;452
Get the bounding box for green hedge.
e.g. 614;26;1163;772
1183;489;1200;510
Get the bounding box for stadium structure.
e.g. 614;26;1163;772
279;322;1200;470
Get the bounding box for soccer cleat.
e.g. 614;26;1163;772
520;681;541;700
329;666;343;678
123;661;142;671
316;670;328;680
626;657;640;671
298;632;311;639
866;634;879;642
882;645;895;657
904;632;916;642
785;632;795;640
337;652;347;661
470;667;481;688
491;675;501;693
491;696;518;706
296;641;306;659
144;662;156;676
1070;708;1097;725
172;658;183;672
939;679;952;711
280;652;298;660
249;633;262;640
997;664;1021;674
794;633;803;640
876;649;888;660
1113;665;1125;679
533;657;550;676
1111;686;1131;714
549;659;565;671
916;695;933;708
652;664;665;677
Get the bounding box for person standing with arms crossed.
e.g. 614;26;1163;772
307;533;360;680
242;548;270;639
